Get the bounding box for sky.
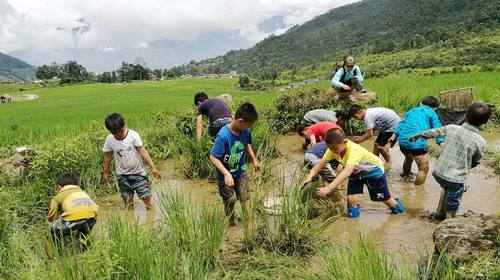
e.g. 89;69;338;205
1;0;358;72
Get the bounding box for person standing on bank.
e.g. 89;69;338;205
194;92;233;141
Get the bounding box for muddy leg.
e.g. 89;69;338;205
374;143;391;164
224;197;237;226
402;154;414;177
436;189;446;219
413;155;429;186
142;196;156;225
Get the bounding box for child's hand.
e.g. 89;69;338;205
353;136;363;143
224;173;235;188
253;160;262;172
302;174;314;187
408;135;420;142
315;186;332;198
151;167;161;179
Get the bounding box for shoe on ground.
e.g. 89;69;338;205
391;197;405;214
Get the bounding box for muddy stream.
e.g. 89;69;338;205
95;133;500;259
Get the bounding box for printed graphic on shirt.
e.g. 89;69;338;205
224;141;246;173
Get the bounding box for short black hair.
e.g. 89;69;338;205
421;96;440;108
296;123;310;137
235;102;259;123
466;102;491;127
57;172;79;187
194;92;208;105
336;109;351;120
105;113;125;133
324;128;346;145
348;104;363;117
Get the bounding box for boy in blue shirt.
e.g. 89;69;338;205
210;103;261;226
392;96;443;185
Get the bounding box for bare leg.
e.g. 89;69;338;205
377;144;391;163
347;195;357;209
402;154;414;177
382;197;398;208
142;196;156;224
414;155;429;186
125;194;135;221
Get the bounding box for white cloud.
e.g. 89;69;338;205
1;0;359;53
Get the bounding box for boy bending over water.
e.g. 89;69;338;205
304;128;404;218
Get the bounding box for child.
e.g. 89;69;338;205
304;141;339;184
194;92;233;140
392;96;444;185
409;102;490;219
297;121;342;150
301;109;338;125
348;105;400;163
102;113;160;217
46;172;98;256
304;128;404;218
210;103;261;226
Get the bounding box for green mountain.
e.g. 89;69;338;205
0;52;36;82
177;0;500;79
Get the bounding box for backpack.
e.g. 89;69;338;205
332;65;357;82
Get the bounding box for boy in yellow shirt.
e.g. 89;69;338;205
46;172;98;255
304;128;404;218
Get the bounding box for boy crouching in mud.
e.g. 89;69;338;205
102;113;161;220
210;103;261;226
303;128;404;218
46;172;98;258
409;102;491;220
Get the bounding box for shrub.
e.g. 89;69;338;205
269;88;337;133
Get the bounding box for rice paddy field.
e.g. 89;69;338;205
0;71;499;279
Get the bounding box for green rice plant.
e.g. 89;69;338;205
251;120;280;161
173;134;215;179
243;170;322;257
316;238;414;280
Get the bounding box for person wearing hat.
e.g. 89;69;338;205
331;56;364;96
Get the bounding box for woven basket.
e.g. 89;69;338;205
439;87;474;110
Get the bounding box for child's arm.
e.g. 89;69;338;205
303;158;330;187
309;135;317;145
316;164;355;197
196;114;204;141
471;146;485;169
102;152;113;185
429;111;444;144
137;146;161;178
409;126;448;142
47;199;58;223
353;128;373;144
245;144;261;172
210;155;234;187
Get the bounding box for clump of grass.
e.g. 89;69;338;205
243;171;322;257
484;147;500;175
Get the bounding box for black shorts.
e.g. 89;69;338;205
400;147;428;156
375;132;394;146
347;174;391;201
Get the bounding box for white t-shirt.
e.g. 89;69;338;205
103;129;146;175
364;108;400;133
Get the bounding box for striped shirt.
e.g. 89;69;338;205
419;123;486;184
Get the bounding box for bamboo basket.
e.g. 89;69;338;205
439;87;474;110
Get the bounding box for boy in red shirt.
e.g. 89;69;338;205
297;121;341;149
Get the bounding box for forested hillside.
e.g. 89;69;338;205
0;52;36;82
176;0;500;79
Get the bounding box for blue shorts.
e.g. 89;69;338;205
117;174;152;203
347;174;391;201
433;173;465;214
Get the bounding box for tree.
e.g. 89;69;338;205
238;74;250;88
59;61;89;85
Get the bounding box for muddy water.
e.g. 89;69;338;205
95;133;500;258
277;134;500;259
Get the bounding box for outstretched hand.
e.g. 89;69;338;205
315;186;331;198
408;135;421;142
